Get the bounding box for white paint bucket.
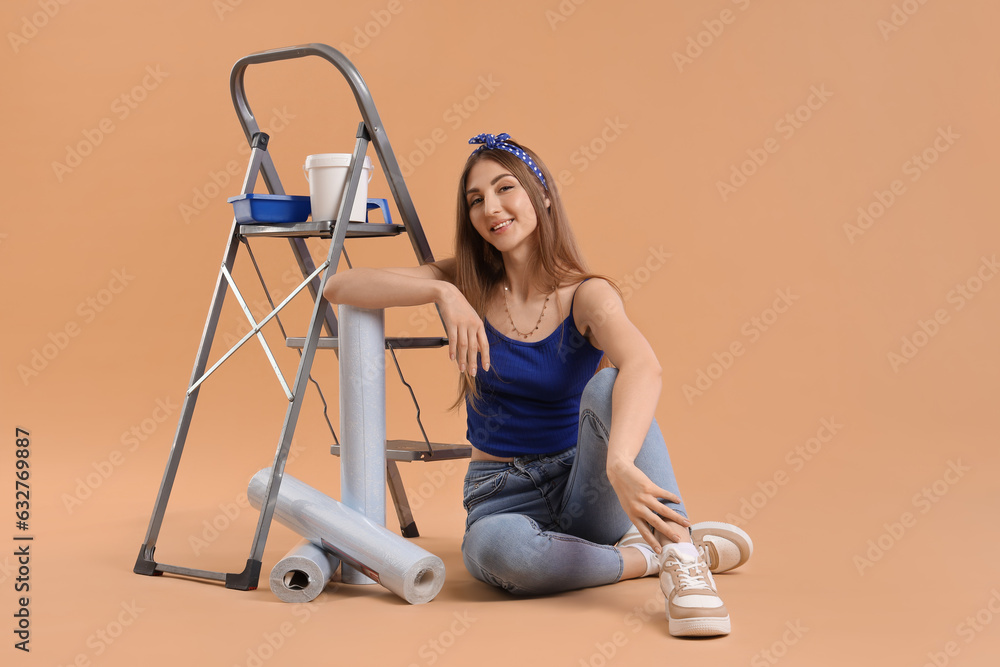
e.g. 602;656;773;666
303;153;374;223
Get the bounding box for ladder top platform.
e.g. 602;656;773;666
239;221;405;238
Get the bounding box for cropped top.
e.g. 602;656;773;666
465;280;605;457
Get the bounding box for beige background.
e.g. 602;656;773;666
3;0;999;664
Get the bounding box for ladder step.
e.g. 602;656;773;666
238;221;405;238
331;440;472;462
286;336;448;350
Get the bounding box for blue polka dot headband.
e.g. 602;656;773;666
468;132;547;190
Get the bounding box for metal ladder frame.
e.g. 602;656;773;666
134;44;448;591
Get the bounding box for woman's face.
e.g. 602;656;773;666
464;158;547;253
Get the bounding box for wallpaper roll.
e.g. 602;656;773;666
269;539;340;603
248;470;445;604
337;304;387;585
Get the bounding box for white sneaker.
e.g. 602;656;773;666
691;521;753;574
659;543;730;637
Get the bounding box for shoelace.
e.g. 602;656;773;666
666;556;712;591
696;542;715;570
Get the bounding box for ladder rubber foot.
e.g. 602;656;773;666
133;545;162;576
400;522;419;538
225;558;262;590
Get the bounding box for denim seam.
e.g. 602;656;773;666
580;407;610;440
508;458;561;527
544;531;618;550
530;465;562;527
545;532;624;585
556;409;609;522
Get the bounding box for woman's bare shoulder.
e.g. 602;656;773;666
571;276;624;319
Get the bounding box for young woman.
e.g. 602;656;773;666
323;133;752;637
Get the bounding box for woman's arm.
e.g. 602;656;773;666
322;259;454;309
574;278;690;550
323;259;490;374
322;265;442;309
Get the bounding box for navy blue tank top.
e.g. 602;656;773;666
466;280;605;457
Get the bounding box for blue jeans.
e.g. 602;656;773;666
461;367;687;595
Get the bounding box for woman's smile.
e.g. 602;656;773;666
490;218;514;233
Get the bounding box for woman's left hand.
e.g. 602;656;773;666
606;457;690;552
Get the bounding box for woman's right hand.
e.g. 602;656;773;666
437;283;490;377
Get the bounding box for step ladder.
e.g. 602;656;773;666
134;43;470;591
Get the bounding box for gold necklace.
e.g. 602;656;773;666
502;282;553;339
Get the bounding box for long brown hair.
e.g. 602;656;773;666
448;138;621;413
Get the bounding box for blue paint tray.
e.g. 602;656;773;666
227;194;311;224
